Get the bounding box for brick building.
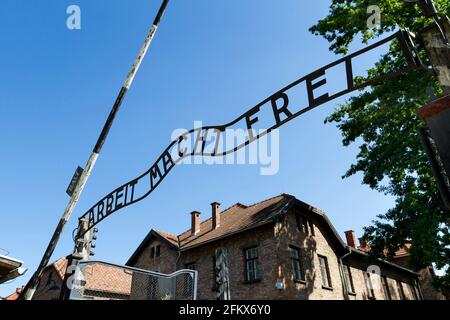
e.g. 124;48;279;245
28;193;445;300
30;257;132;300
358;242;447;300
126;194;423;300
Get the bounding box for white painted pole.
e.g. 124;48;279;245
21;0;171;300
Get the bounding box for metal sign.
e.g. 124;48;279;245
66;166;84;197
77;30;421;237
215;247;230;300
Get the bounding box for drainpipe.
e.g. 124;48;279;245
175;236;182;270
338;247;352;300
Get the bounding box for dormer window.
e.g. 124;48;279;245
309;219;315;236
296;214;314;236
150;245;161;258
296;214;308;234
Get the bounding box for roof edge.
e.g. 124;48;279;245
347;247;420;276
126;229;179;266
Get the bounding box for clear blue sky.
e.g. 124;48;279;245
0;0;396;297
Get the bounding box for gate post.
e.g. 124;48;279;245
59;254;82;300
417;96;450;210
59;218;95;299
422;18;450;94
418;18;450;210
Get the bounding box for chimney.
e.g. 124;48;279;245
344;230;356;248
358;237;367;249
211;202;221;229
191;211;201;236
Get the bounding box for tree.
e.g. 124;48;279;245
310;0;450;294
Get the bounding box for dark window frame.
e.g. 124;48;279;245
318;255;332;289
244;246;261;284
382;276;392;300
363;272;375;300
396;280;405;300
150;246;155;259
155;245;161;258
308;218;315;236
289;245;305;283
414;281;422;300
296;214;309;235
342;265;355;294
46;271;54;286
408;282;419;300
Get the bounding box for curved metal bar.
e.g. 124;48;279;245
78;30;421;237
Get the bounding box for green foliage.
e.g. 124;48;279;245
310;0;450;294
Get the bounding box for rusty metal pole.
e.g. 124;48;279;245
417;18;450;210
21;0;171;300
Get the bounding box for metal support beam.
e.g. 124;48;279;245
418;18;450;210
417;98;450;211
21;0;171;300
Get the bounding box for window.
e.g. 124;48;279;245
396;280;405;300
382;276;392;300
408;283;419;300
244;247;260;283
296;214;309;235
414;281;422;300
150;246;155;258
309;219;315;236
342;265;355;293
363;272;375;299
289;246;305;282
46;271;54;286
318;255;332;288
150;245;161;258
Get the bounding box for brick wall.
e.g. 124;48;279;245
132;239;178;274
32;267;64;300
275;208;345;300
125;209;423;300
178;224;279;300
344;254;419;300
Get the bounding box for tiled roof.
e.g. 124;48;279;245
358;242;412;259
3;287;23;300
177;194;294;250
393;243;412;258
40;257;131;296
82;262;131;296
52;256;69;279
127;193;418;276
127;194;307;266
143;194;295;254
154;230;179;247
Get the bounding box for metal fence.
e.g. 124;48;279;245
69;261;197;300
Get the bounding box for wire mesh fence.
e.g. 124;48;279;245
69;261;197;300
